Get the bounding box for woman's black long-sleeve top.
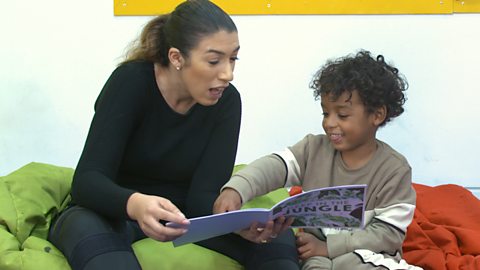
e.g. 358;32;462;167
71;61;242;220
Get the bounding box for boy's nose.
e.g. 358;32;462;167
323;116;337;129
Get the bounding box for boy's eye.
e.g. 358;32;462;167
338;114;349;119
322;112;329;117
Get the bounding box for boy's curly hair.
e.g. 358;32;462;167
310;50;408;126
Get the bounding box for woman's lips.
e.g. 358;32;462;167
209;87;224;99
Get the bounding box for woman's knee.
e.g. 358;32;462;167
48;206;138;270
49;206;113;246
246;230;299;270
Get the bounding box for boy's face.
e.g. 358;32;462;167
321;90;382;157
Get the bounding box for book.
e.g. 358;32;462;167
167;184;367;247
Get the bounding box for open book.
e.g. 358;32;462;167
167;184;367;246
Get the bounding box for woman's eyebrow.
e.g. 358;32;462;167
206;46;240;55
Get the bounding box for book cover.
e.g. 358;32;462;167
167;184;366;246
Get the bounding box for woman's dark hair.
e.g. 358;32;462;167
310;50;408;126
123;0;237;66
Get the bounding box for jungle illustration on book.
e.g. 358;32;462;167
272;184;366;228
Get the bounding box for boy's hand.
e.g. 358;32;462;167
213;188;242;214
296;231;329;260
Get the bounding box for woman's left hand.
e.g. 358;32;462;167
237;216;294;244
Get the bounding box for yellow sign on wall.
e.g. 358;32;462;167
114;0;480;16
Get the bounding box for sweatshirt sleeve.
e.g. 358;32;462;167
222;154;287;204
326;166;416;258
223;135;310;204
71;64;148;219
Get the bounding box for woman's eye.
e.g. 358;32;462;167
208;60;219;65
338;114;349;119
322;112;329;117
230;56;239;62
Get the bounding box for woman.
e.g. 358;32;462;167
49;1;298;269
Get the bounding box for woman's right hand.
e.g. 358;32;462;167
126;192;190;242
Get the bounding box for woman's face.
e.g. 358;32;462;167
180;30;240;106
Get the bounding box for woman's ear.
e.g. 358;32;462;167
168;47;184;70
372;106;387;126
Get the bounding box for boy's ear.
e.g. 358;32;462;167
372;106;387;126
168;47;184;69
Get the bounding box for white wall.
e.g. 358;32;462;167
1;1;479;187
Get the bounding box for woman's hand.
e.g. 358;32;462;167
214;188;294;244
237;216;294;244
126;192;190;242
296;231;329;260
213;188;242;214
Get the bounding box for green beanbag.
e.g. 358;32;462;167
0;162;73;270
0;162;288;270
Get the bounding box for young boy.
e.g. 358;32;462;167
214;50;418;269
